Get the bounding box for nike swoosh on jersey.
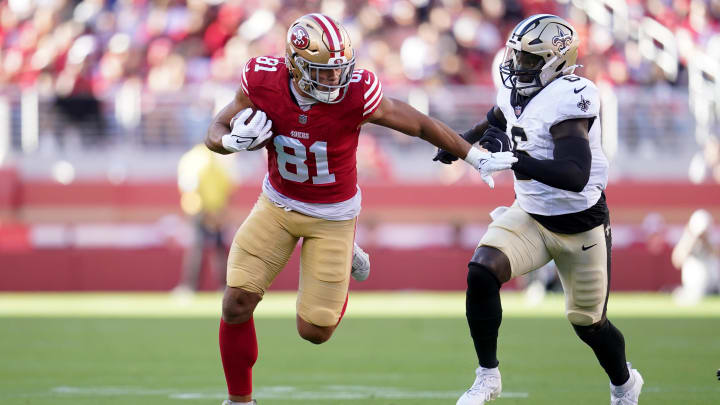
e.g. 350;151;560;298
574;85;587;94
581;243;597;251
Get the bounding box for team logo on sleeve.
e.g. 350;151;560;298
577;95;591;112
552;26;573;52
291;26;310;49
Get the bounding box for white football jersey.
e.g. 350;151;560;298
496;74;608;216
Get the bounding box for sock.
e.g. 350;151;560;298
219;318;258;396
573;319;629;386
466;263;503;368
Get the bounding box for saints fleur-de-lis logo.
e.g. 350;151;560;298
551;26;572;52
577;95;591;112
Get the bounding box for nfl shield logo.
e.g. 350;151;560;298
299;114;307;124
514;105;523;117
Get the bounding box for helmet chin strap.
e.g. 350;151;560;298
516;61;583;96
297;77;340;103
516;80;541;96
561;64;582;75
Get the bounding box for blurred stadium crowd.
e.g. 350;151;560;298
2;0;719;90
0;0;718;183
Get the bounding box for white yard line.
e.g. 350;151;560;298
42;385;529;400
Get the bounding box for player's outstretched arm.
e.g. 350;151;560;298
366;97;477;160
434;106;507;163
512;118;592;192
205;88;256;154
365;97;516;187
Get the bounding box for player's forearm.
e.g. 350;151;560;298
456;106;505;148
512;136;591;192
420;117;472;159
205;122;232;154
460;121;490;145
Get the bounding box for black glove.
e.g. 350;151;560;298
432;145;459;164
479;126;511;153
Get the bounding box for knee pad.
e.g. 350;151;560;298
298;306;338;328
567;311;595;326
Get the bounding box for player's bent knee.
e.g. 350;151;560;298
299;329;331;345
572;317;607;337
566;311;596;326
470;246;511;284
567;306;605;326
467;262;502;291
297;316;335;345
222;287;261;324
298;306;339;328
567;269;605;325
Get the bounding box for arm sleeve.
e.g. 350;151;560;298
458;107;505;145
459;126;483;145
486;106;507;132
511;135;592;192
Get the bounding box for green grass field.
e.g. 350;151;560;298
1;292;719;404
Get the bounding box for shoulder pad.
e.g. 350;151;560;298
241;56;285;97
357;69;383;117
543;75;599;125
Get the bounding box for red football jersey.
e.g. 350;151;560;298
240;55;383;203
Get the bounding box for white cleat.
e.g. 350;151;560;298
456;366;502;405
610;363;643;405
221;400;256;405
351;242;370;281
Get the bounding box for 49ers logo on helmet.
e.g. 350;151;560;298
291;26;310;49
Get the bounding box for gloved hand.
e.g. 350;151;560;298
464;148;517;188
479;126;511;153
221;108;273;152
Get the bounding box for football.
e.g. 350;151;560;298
233;107;273;151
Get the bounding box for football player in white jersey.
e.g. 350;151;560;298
434;15;643;404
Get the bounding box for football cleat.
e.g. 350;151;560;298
221;400;256;405
351;243;370;281
456;366;502;405
610;363;643;405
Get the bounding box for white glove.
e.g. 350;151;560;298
464;148;517;188
221;108;273;153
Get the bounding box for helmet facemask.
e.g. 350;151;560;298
500;48;547;96
290;53;355;104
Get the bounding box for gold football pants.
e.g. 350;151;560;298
227;194;356;327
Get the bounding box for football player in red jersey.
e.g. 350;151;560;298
204;13;517;405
